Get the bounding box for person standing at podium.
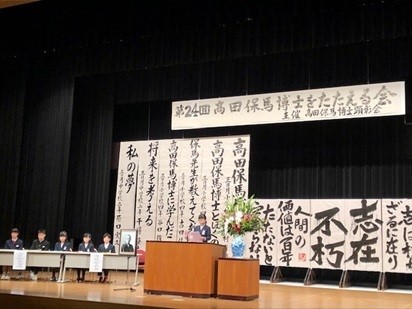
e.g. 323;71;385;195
193;212;211;242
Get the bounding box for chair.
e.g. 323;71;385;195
136;249;146;271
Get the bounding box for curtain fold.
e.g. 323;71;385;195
0;61;26;240
15;54;74;245
64;75;115;245
1;1;411;75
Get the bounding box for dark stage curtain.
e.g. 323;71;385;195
0;61;26;242
1;1;411;75
14;55;74;246
248;116;412;199
65;75;115;247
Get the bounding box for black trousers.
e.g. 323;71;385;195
98;269;109;277
30;267;42;275
77;269;86;279
51;267;59;277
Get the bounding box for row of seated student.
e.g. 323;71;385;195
0;228;115;283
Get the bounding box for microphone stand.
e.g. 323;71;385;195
113;287;136;292
113;255;139;292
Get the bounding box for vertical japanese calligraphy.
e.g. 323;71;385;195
344;199;383;272
177;141;191;242
248;200;277;266
133;141;161;250
114;135;250;251
145;141;159;229
113;143;139;249
188;138;201;232
135;168;145;248
154;140;179;242
166;140;178;240
232;137;248;197
382;199;412;273
276;199;311;268
310;200;347;270
210;139;224;244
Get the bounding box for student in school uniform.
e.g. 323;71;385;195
193;212;212;242
97;233;115;283
76;232;95;282
50;231;72;281
29;229;51;281
1;228;24;280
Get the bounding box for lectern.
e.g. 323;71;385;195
144;241;226;298
217;258;260;300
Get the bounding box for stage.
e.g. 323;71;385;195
0;271;412;308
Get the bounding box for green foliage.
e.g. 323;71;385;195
217;195;265;236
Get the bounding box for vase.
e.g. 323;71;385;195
231;235;245;258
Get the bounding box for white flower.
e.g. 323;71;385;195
235;211;243;224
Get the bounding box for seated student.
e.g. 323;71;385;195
1;228;24;280
29;229;51;281
50;231;72;281
193;212;212;242
76;232;95;282
97;233;115;283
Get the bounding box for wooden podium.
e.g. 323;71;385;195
144;241;226;298
217;258;260;300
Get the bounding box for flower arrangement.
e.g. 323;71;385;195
218;195;265;237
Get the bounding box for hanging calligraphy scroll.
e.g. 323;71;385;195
113;135;250;251
382;199;412;273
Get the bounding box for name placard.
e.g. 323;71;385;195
89;253;103;272
13;250;27;270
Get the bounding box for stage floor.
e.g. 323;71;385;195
0;271;412;308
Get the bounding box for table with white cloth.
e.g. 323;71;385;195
0;249;140;284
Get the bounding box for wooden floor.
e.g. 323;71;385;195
0;271;412;308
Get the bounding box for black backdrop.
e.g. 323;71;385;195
0;0;412;285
